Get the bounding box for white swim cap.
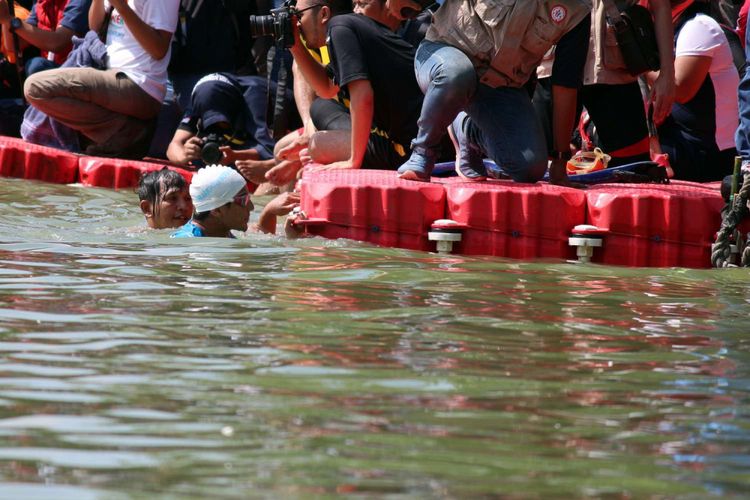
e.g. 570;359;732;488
189;165;247;213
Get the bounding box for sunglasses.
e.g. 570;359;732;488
233;191;252;207
294;4;324;15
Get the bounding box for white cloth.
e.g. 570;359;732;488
190;165;247;213
676;13;740;151
105;0;180;102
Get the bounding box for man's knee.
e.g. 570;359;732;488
432;57;477;100
509;149;548;183
23;72;47;102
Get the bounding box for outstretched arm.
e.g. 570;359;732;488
256;192;301;234
548;16;590;187
648;0;675;124
316;78;374;170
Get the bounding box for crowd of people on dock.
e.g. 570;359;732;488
2;0;750;238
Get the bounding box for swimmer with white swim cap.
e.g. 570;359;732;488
172;165;253;238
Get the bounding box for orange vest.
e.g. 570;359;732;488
35;0;73;65
1;5;30;64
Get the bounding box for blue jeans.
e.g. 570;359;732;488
736;28;750;167
25;57;57;76
411;40;547;182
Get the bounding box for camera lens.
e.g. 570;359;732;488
249;15;277;37
201;141;223;165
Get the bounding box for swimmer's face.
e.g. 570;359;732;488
143;186;193;229
225;188;253;232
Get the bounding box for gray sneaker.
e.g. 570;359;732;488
448;112;486;181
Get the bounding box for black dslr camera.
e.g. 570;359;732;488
249;0;296;49
200;132;227;165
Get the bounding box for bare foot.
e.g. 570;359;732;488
236;159;273;184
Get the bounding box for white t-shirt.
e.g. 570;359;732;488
676;13;739;151
105;0;180;102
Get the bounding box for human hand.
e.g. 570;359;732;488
299;147;313;166
291;15;304;51
183;136;203;163
265;159;302;186
548;159;587;189
384;0;424;19
108;0;128;12
276;133;309;161
264;192;301;217
284;213;305;239
650;70;675;125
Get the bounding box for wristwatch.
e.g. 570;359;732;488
9;17;22;32
550;149;572;161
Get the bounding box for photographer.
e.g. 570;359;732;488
286;0;424;172
166;72;295;171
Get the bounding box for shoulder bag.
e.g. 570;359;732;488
604;0;661;76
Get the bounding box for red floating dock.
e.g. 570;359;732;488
79;156;194;190
0;136;738;268
584;181;726;268
0;137;79;184
298;169;446;251
441;178;587;259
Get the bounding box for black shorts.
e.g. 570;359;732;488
581;82;650;166
310;98;407;169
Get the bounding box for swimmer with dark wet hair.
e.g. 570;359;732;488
137;168;194;229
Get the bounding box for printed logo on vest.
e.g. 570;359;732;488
550;5;568;24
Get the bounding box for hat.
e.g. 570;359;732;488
190;165;247;213
191;74;245;131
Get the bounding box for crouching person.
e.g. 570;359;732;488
23;0;179;158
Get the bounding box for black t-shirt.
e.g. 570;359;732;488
169;3;253;75
326;14;423;149
550;17;590;89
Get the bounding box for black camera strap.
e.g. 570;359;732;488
265;46;292;140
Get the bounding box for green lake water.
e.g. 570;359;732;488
0;177;749;498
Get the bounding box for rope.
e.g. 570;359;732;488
712;170;750;267
742;238;750;267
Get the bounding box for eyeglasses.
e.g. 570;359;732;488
294;4;325;16
233;191;251;208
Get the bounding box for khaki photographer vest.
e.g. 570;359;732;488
583;0;642;85
426;0;592;89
